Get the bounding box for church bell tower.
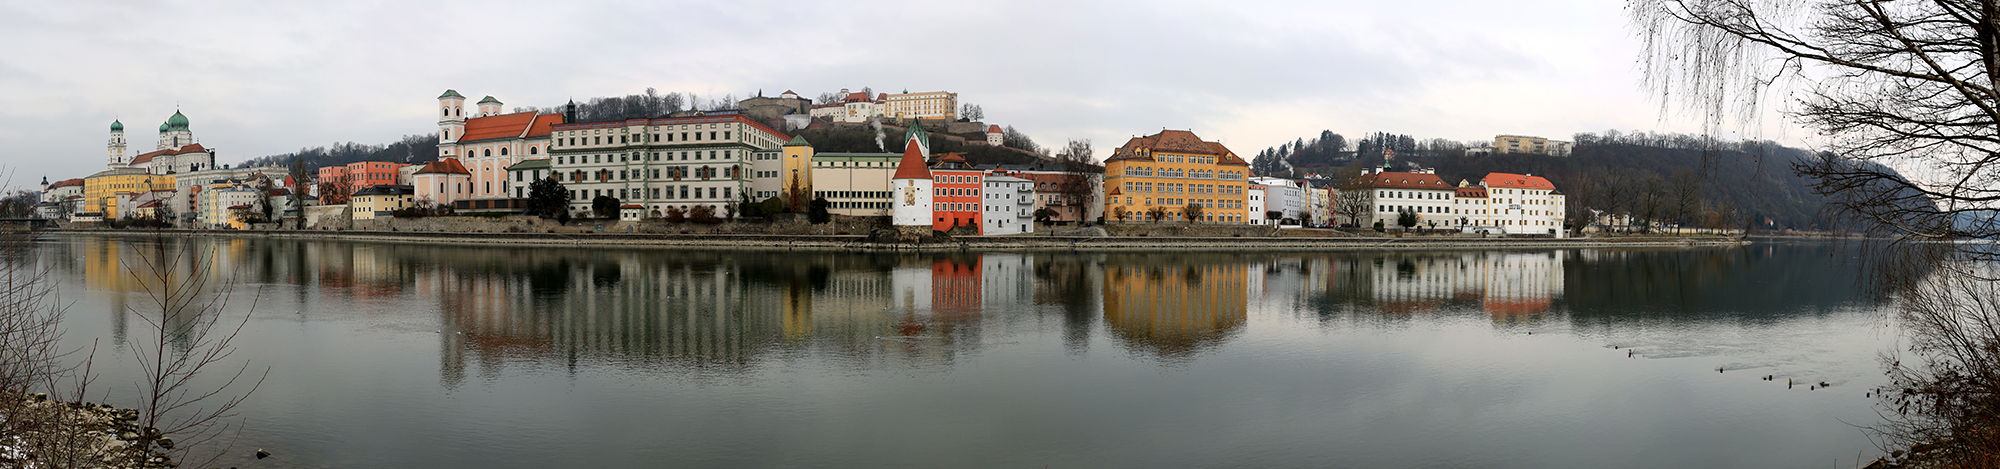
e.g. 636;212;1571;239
107;119;127;169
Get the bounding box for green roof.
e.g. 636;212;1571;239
165;111;188;131
784;135;811;147
505;158;552;171
439;89;465;99
477;96;500;104
904;124;929;147
110;119;123;132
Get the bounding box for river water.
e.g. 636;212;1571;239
38;236;1895;468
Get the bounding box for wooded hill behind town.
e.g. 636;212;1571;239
1253;130;1862;230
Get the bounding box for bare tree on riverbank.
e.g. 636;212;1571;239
1631;0;2000;464
121;234;267;467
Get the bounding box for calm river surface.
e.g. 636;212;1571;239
40;235;1894;468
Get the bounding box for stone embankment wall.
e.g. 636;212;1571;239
44;225;1747;253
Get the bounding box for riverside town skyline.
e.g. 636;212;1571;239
0;0;1795;188
12;1;1977;468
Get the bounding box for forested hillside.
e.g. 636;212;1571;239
240;134;439;170
1418;139;1828;230
1252;129;1874;230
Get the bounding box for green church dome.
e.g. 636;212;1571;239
110;119;123;132
476;96;500;104
439;89;465;99
165;111;189;130
159;122;168;132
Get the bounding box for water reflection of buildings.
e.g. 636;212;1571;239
1365;251;1566;320
417;250;1035;387
1101;256;1249;358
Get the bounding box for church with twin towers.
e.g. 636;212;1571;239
103;110;217;175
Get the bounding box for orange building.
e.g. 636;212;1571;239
930;154;983;233
317;161;410;203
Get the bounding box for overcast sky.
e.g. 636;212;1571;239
0;0;1798;190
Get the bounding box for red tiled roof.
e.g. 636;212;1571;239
1456;186;1489;198
129;149;169;165
525;113;563;138
458;111;564;143
1482;173;1557;191
127;143;211;165
1106;130;1248;166
414;158;471;175
892;139;932;180
137;200;162;208
987;125;1001;133
49;178;84;189
845;92;871;103
1365;172;1451;190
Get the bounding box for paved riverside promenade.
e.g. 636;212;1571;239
39;228;1749;252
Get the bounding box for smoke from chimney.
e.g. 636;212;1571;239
870;118;885;152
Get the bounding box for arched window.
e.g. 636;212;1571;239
500;147;508;156
483;149;491;157
529;146;538;155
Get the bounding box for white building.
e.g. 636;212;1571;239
1362;168;1457;230
548;112;788;218
1307;185;1331;227
1247;183;1267;225
504;159;554;199
1251;177;1307;223
982;174;1035;234
38;178;84;219
1468;173;1566;237
808;89;883;123
889;128;934;230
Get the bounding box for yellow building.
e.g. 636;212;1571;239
881;90;957;120
83;168;172;217
1101;257;1248;358
350;185;415;220
1493;135;1572;156
782;135;814;204
1103;130;1253;223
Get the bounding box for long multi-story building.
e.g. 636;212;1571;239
1493;135;1572;156
881;90;957;121
1467;173;1566;237
1103;130;1253;224
1361;168;1456;230
547;111;789;218
317;161;409;203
